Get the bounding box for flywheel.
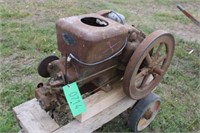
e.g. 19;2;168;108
123;30;175;100
38;55;59;78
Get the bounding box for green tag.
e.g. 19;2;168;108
63;82;86;117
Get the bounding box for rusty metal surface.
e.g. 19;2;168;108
56;13;128;63
35;10;175;112
177;4;200;27
123;30;175;100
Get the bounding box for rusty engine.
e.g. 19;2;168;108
35;10;175;111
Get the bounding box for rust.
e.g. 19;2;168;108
177;4;200;27
35;10;175;112
123;30;175;99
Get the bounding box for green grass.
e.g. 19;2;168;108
149;39;200;132
0;82;35;132
0;0;200;132
154;11;191;24
156;0;198;5
1;22;57;53
137;24;154;34
0;5;30;19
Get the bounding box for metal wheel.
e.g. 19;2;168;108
38;55;59;78
123;30;175;99
128;92;161;132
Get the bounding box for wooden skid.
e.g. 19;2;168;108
13;99;59;133
54;97;136;133
76;81;126;122
13;82;137;133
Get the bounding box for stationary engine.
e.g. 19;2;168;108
35;10;175;112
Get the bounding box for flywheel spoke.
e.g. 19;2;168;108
136;68;149;81
156;54;167;65
145;53;153;65
140;74;151;88
153;67;164;75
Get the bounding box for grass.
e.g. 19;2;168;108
151;39;200;132
154;11;191;24
157;0;189;5
0;0;200;132
0;6;30;19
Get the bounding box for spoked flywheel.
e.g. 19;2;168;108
123;30;175;99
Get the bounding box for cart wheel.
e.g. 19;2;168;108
38;55;59;78
128;92;161;132
123;30;175;99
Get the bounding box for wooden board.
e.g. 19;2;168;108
53;97;136;133
13;99;59;133
76;81;126;122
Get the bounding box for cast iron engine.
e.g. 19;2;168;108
35;10;175;111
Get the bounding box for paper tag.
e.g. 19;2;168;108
63;82;86;117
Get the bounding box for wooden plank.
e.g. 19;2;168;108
13;99;36;114
53;97;136;133
76;81;126;122
13;99;59;133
